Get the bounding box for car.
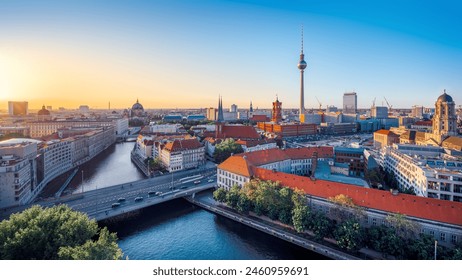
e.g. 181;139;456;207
134;196;143;202
194;180;201;184
148;191;156;196
111;202;121;208
155;191;162;195
207;179;214;183
117;197;126;202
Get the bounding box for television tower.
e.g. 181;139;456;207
298;26;307;121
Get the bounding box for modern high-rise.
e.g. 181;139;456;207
297;28;307;122
8;101;28;116
343;92;357;114
230;104;237;113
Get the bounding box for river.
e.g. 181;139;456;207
73;142;327;259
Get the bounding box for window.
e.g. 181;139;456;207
451;235;457;244
440;233;446;242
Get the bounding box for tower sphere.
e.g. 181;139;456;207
298;60;307;70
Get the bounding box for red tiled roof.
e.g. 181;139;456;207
217;156;252;177
218;147;334;175
163;138;202;152
216;125;260;140
284;146;333;159
253;168;462;226
250;115;270;122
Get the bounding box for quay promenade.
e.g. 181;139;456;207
186;191;360;260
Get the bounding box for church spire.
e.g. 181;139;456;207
217;95;224;122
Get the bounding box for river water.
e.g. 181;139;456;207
75;142;327;260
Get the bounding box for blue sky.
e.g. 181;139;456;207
0;0;461;109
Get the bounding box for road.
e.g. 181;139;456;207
0;167;217;221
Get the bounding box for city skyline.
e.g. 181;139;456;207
1;0;461;110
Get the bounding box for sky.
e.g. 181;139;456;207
0;0;461;110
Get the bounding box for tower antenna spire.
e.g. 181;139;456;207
301;24;304;54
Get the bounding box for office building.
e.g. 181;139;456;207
343;92;357;114
371;106;388;119
8;101;28;116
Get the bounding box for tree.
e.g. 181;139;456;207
386;213;420;240
148;157;164;172
334;219;363;252
291;189;307;208
292;205;310;233
225;185;241;208
213;138;244;163
407;234;435;260
328;194;365;223
310;212;333;241
400;187;416;195
213;187;227;203
236;193;252;214
0;205;123;260
58;227;123;260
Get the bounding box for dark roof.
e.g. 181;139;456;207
38;105;50;115
400;130;417;141
437;92;454;103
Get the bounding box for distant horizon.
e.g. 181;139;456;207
1;1;461;110
1;104;437;112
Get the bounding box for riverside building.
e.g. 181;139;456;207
218;147;462;247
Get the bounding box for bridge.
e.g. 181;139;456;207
0;168;217;222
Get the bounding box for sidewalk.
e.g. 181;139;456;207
190;190;391;260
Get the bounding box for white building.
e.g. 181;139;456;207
113;118;129;135
149;123;182;134
160;138;205;172
382;144;462;202
218;147;462;248
37;140;73;188
27;119;121;138
0;140;38;208
217;147;334;190
236;139;277;153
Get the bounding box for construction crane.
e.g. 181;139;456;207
315;96;322;111
383;97;393;110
